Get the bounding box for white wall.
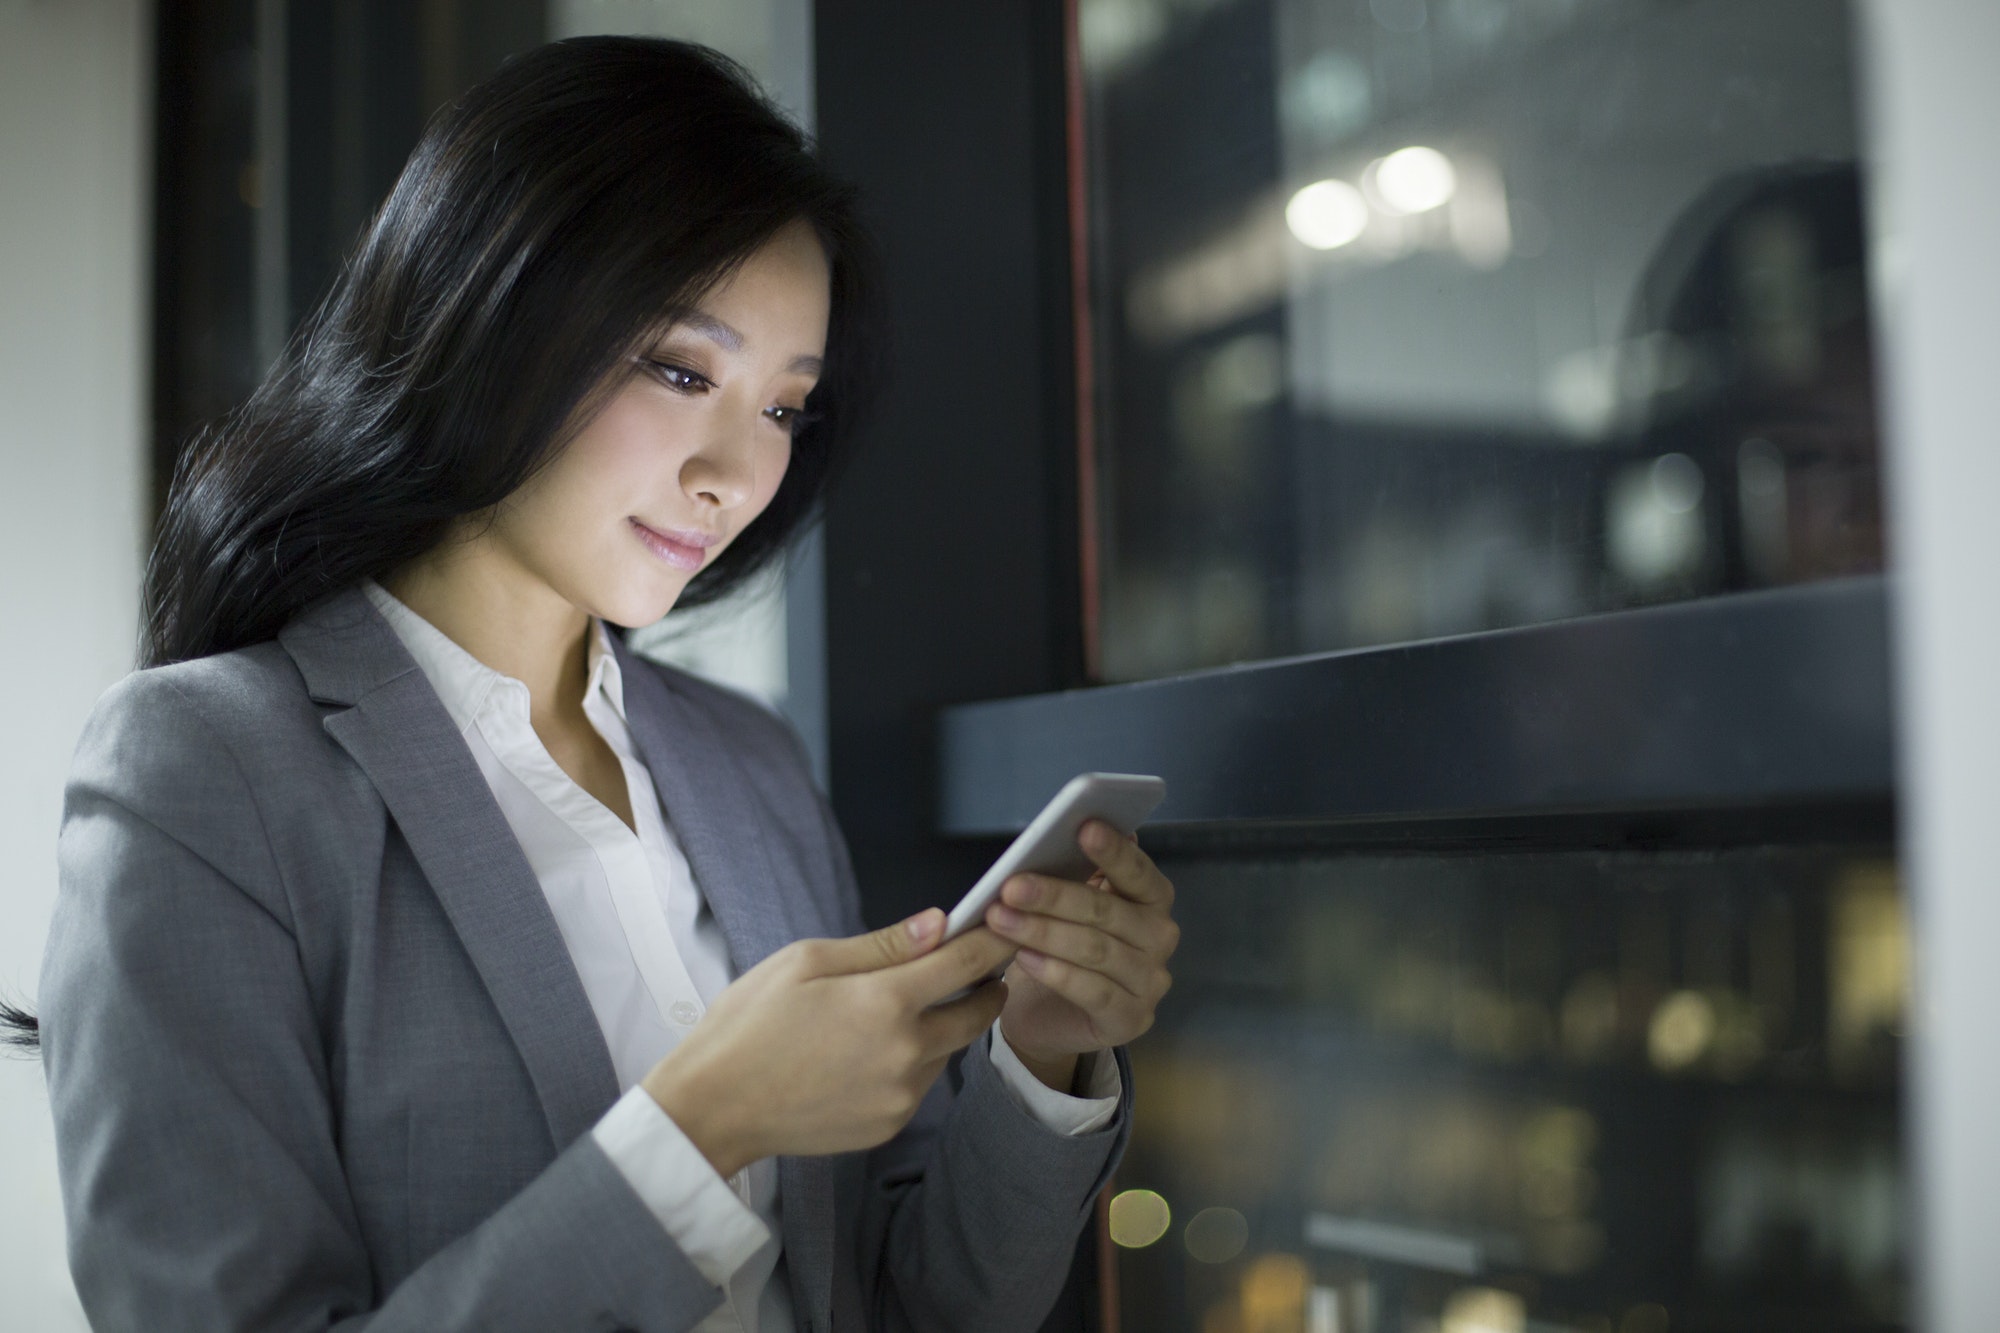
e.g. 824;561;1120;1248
0;1;152;1328
1859;1;2000;1329
549;0;815;131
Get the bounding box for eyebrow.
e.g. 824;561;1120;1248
673;312;824;376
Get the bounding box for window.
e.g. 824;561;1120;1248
1078;0;1882;682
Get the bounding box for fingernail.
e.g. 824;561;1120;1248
907;910;940;942
990;905;1022;929
1083;821;1111;853
1016;949;1046;974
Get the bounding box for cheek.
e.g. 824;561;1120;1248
497;404;663;565
563;397;667;511
755;440;794;510
549;406;682;542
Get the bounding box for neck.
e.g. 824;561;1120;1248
381;526;594;725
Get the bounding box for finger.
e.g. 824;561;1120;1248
996;874;1169;953
798;908;945;977
1076;820;1174;907
1013;948;1150;1037
916;977;1009;1057
891;926;1019;1006
983;904;1153;1000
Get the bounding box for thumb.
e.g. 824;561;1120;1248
805;908;945;977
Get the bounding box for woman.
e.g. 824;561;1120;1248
32;37;1179;1332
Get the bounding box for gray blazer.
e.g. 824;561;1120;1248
40;585;1130;1332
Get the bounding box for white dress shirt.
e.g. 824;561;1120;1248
360;581;1121;1331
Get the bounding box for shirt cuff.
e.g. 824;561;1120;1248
986;1018;1122;1136
591;1084;770;1288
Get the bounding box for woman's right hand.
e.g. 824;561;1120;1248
640;908;1016;1177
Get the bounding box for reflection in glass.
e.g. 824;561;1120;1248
1080;0;1883;681
1114;845;1905;1331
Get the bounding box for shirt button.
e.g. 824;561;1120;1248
669;1000;700;1026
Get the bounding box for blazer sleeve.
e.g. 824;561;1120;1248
785;723;1134;1332
41;671;724;1333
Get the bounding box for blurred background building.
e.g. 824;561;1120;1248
2;1;1995;1331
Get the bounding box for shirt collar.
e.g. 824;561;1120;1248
585;616;628;722
360;578;625;730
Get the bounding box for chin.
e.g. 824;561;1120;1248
587;569;698;631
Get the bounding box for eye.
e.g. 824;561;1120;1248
641;358;710;394
765;404;823;435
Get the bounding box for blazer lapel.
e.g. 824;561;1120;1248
779;1156;837;1332
279;588;620;1152
609;635;811;973
612;636;838;1326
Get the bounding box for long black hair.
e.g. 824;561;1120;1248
2;36;884;1054
147;34;882;668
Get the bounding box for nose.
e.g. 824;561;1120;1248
678;413;759;512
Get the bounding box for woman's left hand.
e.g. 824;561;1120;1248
984;819;1179;1092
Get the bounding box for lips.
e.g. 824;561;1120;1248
630;517;719;571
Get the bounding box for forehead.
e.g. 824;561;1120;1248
701;224;830;318
662;235;830;368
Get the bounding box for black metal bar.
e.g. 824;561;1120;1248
938;577;1893;834
817;0;1081;921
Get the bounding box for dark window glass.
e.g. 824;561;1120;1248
154;0;545;520
1080;0;1882;681
1111;844;1905;1331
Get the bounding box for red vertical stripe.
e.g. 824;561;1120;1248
1064;0;1104;685
1094;1176;1121;1333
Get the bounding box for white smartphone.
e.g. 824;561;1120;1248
934;772;1167;997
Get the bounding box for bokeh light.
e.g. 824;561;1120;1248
1649;990;1717;1072
1372;145;1458;213
1241;1253;1311;1324
1185;1206;1250;1263
1108;1188;1173;1248
1286;179;1370;250
1441;1285;1527;1333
